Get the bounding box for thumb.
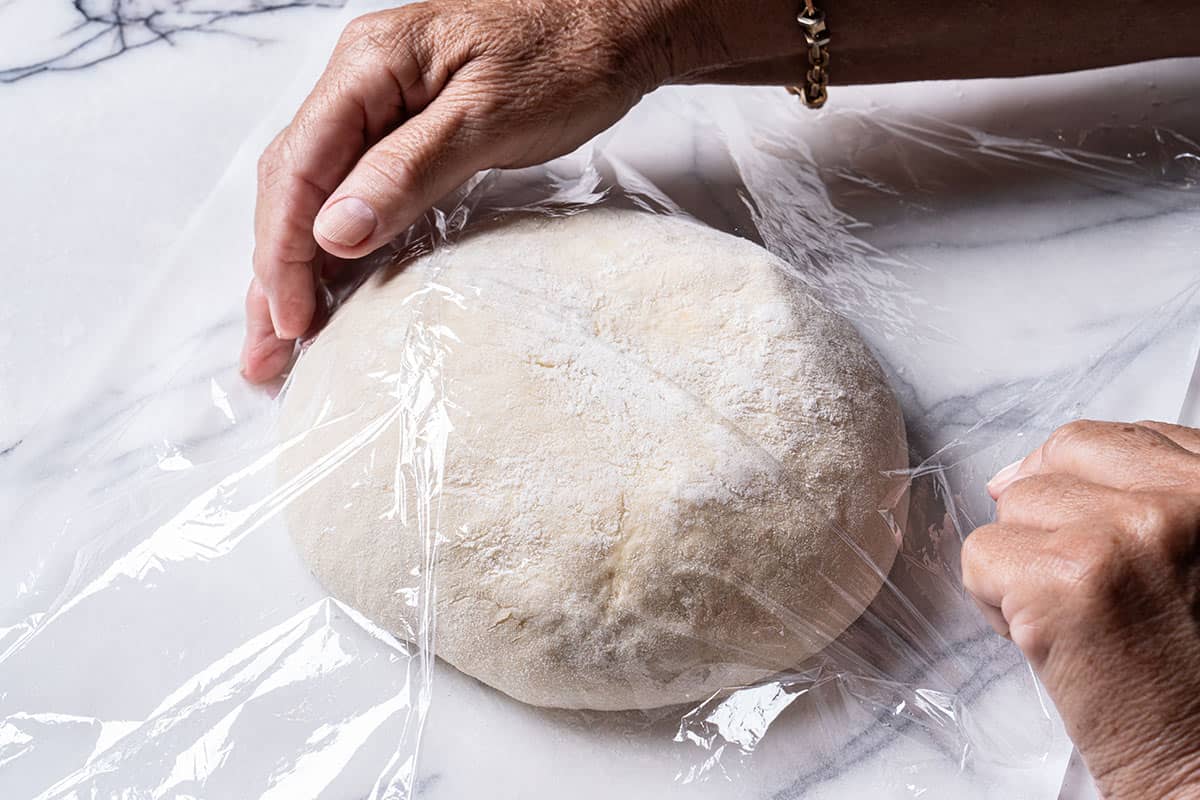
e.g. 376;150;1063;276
312;92;495;258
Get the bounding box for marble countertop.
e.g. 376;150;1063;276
3;2;1199;799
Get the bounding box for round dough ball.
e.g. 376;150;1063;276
278;208;907;711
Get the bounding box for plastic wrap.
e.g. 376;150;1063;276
4;4;1200;798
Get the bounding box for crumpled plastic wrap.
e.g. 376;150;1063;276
4;3;1200;799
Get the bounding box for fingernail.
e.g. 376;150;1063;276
986;459;1024;498
265;296;293;341
315;197;377;247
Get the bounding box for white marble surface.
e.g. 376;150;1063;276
3;2;1199;799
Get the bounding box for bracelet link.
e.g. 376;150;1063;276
788;1;831;109
798;6;829;47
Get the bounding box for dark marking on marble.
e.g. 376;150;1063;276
1;0;345;83
414;773;442;795
0;439;21;456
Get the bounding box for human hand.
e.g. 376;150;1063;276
240;0;697;382
964;420;1200;798
238;0;1200;384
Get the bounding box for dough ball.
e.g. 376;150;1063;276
278;208;907;711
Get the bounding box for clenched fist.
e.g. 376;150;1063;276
966;420;1200;799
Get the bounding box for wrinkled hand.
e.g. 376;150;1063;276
965;420;1200;799
241;0;691;382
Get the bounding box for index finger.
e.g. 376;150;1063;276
1000;420;1200;495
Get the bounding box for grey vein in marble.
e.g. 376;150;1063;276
0;0;345;82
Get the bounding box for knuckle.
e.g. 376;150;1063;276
245;277;266;310
1007;611;1053;667
1040;419;1166;475
1044;419;1099;459
1127;493;1200;558
993;473;1065;525
336;17;389;69
960;524;997;578
276;290;313;323
352;32;395;64
257;131;305;195
251;246;273;282
338;8;424;64
361;150;424;198
960;530;981;570
1130;494;1176;537
339;12;381;46
256;141;283;184
993;482;1023;522
1058;531;1131;606
253;241;310;282
447;80;506;118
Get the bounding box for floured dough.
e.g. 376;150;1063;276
278;208;907;711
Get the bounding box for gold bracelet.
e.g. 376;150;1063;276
787;0;830;108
